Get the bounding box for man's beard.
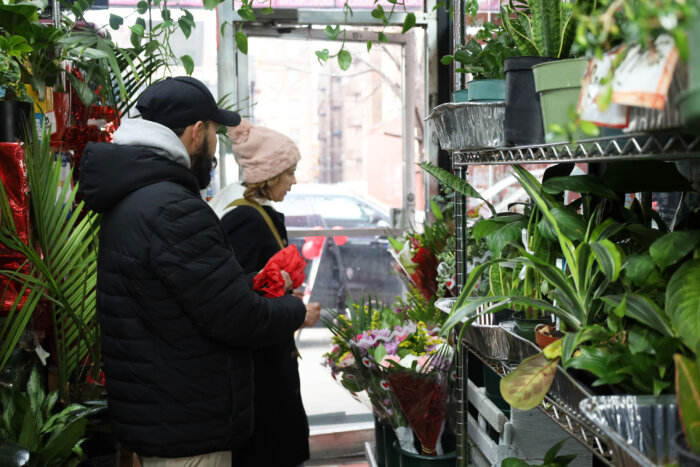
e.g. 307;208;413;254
190;134;215;190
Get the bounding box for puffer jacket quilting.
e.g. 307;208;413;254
80;127;306;457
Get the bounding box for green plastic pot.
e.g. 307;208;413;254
532;57;590;143
512;311;548;343
392;441;457;467
452;89;469;103
467;79;506;102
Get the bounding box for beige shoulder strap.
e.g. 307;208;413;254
226;198;285;249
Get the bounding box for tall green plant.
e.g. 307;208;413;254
0;126;100;402
0;366;99;466
500;0;583;58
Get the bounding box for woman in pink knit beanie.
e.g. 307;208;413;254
210;119;320;467
230;118;302;202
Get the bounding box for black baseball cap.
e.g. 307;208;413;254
136;76;241;129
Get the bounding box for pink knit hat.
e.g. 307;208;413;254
228;119;301;184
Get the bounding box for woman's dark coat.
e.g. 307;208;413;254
221;204;310;467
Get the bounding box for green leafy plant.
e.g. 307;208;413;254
227;0;422;72
500;0;584;59
0;366;101;466
0;125;100;403
442;22;519;79
0;35;31;100
675;353;700;455
502;439;577;466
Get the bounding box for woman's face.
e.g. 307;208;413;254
269;165;297;202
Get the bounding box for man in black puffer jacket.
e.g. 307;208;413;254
79;77;310;465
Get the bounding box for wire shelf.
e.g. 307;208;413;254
462;341;615;466
452;131;700;166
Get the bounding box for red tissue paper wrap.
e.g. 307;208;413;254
253;245;306;298
0;143;31;315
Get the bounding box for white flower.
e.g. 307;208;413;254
399;354;419;368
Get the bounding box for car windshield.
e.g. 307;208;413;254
276;187;389;229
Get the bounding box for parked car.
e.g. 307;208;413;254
274;184;405;316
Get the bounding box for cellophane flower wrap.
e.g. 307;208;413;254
357;320;454;456
323;288;455;456
388;199;456;300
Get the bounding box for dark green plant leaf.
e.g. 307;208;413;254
38;417;87;465
315;49;329;63
624;254;659;287
543;175;618;200
419;162;496;216
649;231;700;272
178;17;192;38
402;12;416;33
235;31;248;54
325;25;341;40
549;207;586;241
108;14;123;30
590;239;622;281
237;5;256;21
378;32;388;43
337;49;352;71
180;54;194;75
666;260;700;352
136;0;148;14
366;40;372;52
603;293;673;338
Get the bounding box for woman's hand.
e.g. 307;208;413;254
302;302;321;328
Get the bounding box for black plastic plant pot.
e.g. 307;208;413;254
673;430;700;466
0;100;33;144
504;56;556;146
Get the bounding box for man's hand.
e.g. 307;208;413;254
281;270;293;292
302;302;321;328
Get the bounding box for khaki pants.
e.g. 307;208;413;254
140;451;231;467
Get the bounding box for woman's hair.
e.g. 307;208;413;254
243;165;295;202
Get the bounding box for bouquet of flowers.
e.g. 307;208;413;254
389;199;455;300
322;291;456;456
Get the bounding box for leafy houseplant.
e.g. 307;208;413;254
443;22;519;81
0;125;100;403
502;439;577;466
0;366;100;466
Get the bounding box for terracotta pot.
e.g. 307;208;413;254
535;323;563;350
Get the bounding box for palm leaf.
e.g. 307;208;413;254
0;126;100;400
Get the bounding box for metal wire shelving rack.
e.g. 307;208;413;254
449;130;700;467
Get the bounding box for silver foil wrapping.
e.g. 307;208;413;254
435;298;515;361
580;395;679;466
426;102;506;150
625;63;688;133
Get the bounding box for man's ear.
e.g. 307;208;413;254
190;121;207;145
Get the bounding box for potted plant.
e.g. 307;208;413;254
0;35;33;143
0;365;102;466
443;22;519;102
499;0;593;145
0;125;101;403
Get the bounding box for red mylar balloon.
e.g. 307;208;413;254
332;226;348;246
